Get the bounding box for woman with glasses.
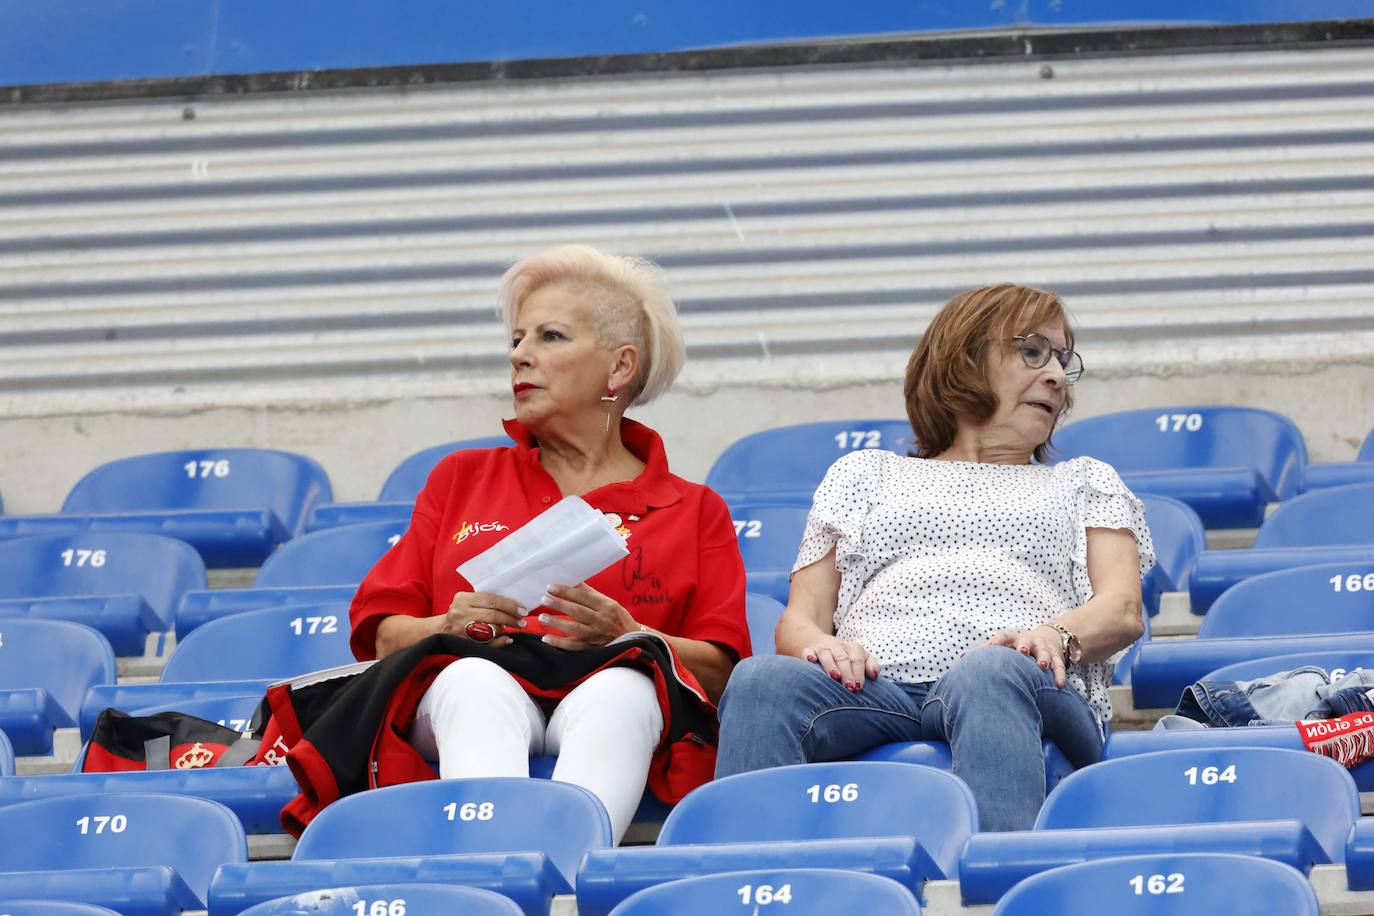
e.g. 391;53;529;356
714;283;1154;832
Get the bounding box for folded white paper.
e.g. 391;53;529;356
457;495;630;610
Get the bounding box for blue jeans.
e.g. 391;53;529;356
715;646;1103;832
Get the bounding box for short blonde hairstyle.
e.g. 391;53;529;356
904;283;1075;464
496;244;686;406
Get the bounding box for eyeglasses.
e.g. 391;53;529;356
1012;334;1083;385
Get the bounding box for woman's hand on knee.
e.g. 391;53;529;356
977;627;1067;688
444;591;529;647
800;635;879;692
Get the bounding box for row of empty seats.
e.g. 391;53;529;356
0;752;1361;914
0;409;1367;574
2;431;1370;666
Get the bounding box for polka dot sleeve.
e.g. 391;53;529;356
792;449;886;575
1064;457;1157;597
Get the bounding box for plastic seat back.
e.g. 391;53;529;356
61;448;331;537
990;852;1318;915
0;792;246;906
128;694;264;737
746;593;785;656
254;521;408;588
658;761;976;878
0;532;206;625
1139;495;1205;609
160;603;353;683
1036;748;1358;862
731;503;809;571
0;728;13;776
609;868;921;915
378;436;514;501
293;777;612;884
1199;651;1374;683
1052;406;1306;498
1198;562;1374;638
0;619;116;722
0;904;120;916
1253;483;1374;549
239;883;524;916
707;420;915;504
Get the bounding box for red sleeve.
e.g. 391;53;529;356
348;457;450;661
678;487;752;660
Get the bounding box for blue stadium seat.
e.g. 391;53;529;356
1131;633;1374;709
239;883;524;916
658;761;974;876
160;602;354;683
1035;747;1358;863
0;903;120;916
0;619;116;756
1197;562;1374;638
253;521;407;588
0;767;298;836
731;503;808;604
176;583;357;639
293;777;609;880
609;868;922;915
1187;483;1374;611
1198;650;1374;682
1302;428;1374;492
1138;495;1205;616
1105;718;1374;793
1;727;14;776
959;821;1325;906
576;761;971;914
212;853;563;916
305;436;513;532
579;837;931;916
746;592;784;656
855;739;1074;796
1051;406;1306;528
1254;482;1374;549
211;778;609;913
81;680;273;742
1346;817;1374;890
0;449;332;567
1190;546;1374;613
989;853;1319;915
0;533;205;655
128;693;263;736
706;420;916;505
0;792;247;911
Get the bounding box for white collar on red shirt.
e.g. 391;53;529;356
501;416;683;514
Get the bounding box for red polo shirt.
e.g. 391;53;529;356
350;417;750;663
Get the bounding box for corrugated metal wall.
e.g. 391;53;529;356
1;44;1372;417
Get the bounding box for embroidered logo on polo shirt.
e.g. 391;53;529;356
453;521;510;544
603;512;632;540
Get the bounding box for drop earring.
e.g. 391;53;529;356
600;388;619;432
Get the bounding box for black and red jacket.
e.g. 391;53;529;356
250;632;719;837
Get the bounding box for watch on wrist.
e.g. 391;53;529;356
1044;622;1082;665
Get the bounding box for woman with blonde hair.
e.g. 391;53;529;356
349;245;749;842
714;283;1154;831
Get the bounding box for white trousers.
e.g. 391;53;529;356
410;657;664;843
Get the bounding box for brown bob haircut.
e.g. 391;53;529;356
904;283;1075;464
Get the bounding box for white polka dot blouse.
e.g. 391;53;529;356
794;450;1156;725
